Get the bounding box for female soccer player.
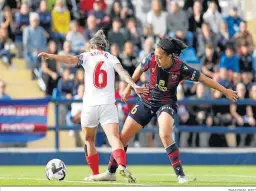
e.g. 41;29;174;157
89;37;238;183
38;30;148;183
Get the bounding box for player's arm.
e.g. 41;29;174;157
38;52;78;65
113;63;147;96
199;73;238;102
123;64;144;92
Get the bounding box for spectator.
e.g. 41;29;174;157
230;83;255;147
66;84;84;147
250;84;256;122
107;17;127;51
143;24;159;45
37;0;52;38
42;41;59;96
0;80;11;99
188;1;204;34
139;37;154;62
73;69;84;96
116;0;135;19
57;68;74;99
84;14;98;41
0;0;18;11
217;21;232;55
126;17;142;50
135;0;152;26
25;0;42;12
23;12;47;78
66;20;86;54
239;43;254;81
203;0;222;34
80;0;107;15
51;0;70;43
14;3;30;40
225;7;242;37
196;22;217;58
109;1;122;21
211;76;234;147
14;3;30;57
89;0;110;28
0;27;15;67
66;0;81;21
219;45;240;82
58;41;75;75
110;43;120;58
0;6;15;41
191;83;213;147
167;1;193;47
146;0;167;38
201;44;219;79
119;41;138;76
235;21;254;53
183;0;221;15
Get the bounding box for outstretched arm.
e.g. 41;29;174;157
114;63;148;98
199;73;238;102
38;52;78;65
114;63;140;89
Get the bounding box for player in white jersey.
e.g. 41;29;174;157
38;30;148;183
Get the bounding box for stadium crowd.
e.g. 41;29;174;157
0;0;256;148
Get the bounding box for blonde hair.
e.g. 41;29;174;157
89;29;109;50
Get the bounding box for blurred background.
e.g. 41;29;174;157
0;0;256;162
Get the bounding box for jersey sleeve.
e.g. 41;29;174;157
76;52;88;67
109;55;121;67
140;53;152;72
180;62;200;82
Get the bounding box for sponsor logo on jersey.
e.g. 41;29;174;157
157;80;167;91
183;65;188;70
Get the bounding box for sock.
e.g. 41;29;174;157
108;146;128;173
166;143;185;177
112;149;126;167
86;153;99;175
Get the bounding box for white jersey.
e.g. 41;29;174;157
78;49;119;106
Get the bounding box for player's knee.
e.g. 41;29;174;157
84;135;95;144
159;133;172;141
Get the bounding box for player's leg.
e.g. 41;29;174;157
80;106;100;179
107;101;152;174
157;106;189;184
102;122;136;183
82;126;99;175
90;102;152;181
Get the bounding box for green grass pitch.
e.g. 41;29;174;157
0;165;256;186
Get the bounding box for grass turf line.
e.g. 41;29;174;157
0;165;255;186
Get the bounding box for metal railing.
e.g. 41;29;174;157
49;98;256;151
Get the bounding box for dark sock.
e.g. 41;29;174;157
108;146;128;173
166;143;185;176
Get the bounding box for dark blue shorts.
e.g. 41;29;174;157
128;100;177;127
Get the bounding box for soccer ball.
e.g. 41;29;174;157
45;159;67;181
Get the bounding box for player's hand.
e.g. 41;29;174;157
38;52;51;60
224;89;238;102
134;85;149;98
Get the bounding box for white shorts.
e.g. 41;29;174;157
81;104;119;128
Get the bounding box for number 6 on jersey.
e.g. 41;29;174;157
94;61;107;89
